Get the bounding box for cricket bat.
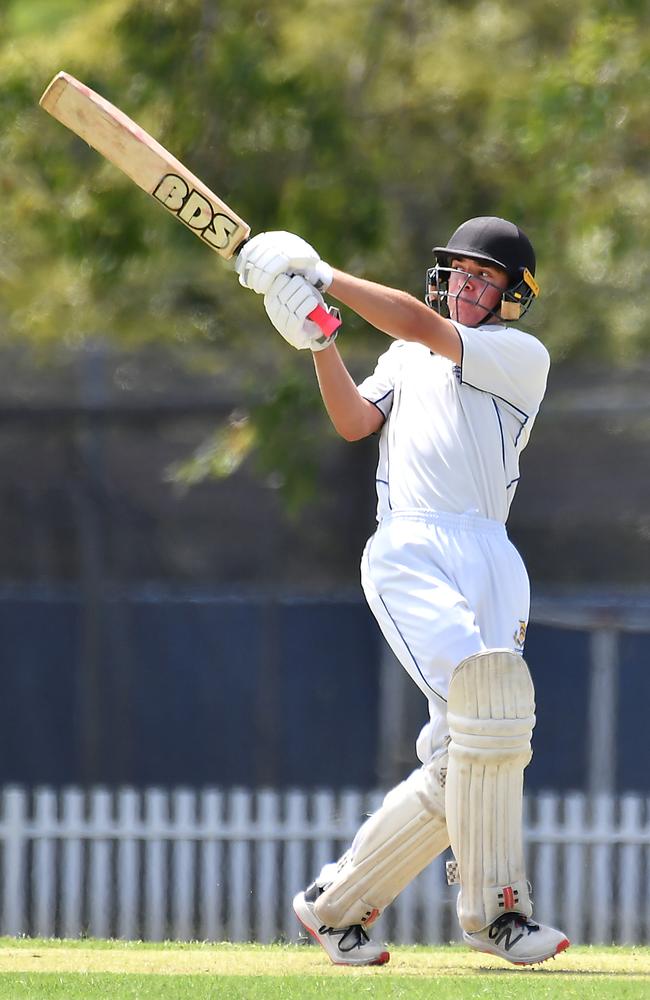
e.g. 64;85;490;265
39;71;340;337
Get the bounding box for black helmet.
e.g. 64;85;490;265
427;216;539;322
433;216;536;278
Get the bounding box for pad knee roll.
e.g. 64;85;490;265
445;649;535;932
313;749;449;928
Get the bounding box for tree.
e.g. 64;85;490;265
1;0;649;500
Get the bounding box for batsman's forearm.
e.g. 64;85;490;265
328;269;461;362
312;345;383;442
328;270;429;338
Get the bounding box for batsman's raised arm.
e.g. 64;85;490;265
326;269;462;363
236;230;462;362
255;271;384;441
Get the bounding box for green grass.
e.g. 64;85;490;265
0;939;649;999
0;973;646;1000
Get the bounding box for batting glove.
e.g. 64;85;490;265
264;273;338;352
236;231;333;295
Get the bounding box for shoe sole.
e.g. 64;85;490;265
293;893;390;967
464;932;570;966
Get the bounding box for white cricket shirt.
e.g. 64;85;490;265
357;322;550;524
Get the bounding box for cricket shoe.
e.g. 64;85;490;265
293;883;390;966
463;912;570;966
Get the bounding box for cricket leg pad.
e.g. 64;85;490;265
313;748;449;928
445;649;535;933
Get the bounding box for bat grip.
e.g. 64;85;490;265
309;304;342;338
233;239;340;339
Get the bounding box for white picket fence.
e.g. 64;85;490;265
1;786;650;946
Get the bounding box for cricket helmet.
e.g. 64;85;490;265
426;216;539;322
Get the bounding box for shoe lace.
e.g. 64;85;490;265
318;922;371;953
490;912;540;939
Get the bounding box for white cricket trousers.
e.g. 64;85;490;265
361;510;530;764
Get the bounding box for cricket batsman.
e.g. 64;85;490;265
236;216;570;967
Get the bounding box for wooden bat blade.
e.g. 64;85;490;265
39;72;340;339
39;71;250;259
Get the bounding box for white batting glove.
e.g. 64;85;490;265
236;231;333;295
264;273;338;352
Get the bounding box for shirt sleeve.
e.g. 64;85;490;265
356;341;403;420
454;323;550;417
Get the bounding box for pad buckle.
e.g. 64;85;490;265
446;860;460;885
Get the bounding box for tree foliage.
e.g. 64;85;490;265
0;0;649;496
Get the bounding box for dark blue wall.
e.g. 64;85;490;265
1;594;647;791
0;594;382;789
524;625;591;791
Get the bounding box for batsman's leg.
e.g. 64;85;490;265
445;649;569;965
293;746;449;966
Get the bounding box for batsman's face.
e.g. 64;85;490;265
448;257;508;326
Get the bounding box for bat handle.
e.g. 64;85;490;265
309;304;342;339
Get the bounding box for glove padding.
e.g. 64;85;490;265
236;230;333;295
264;273;338;352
